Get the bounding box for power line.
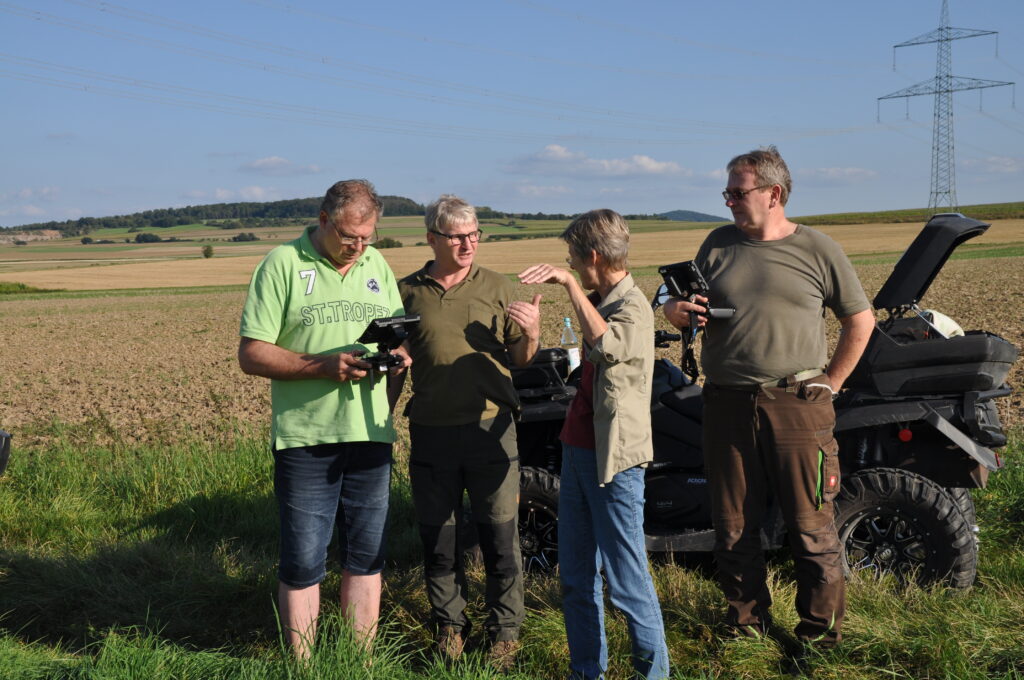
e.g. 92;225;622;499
1;0;877;141
1;53;878;148
245;0;881;80
878;0;1013;211
502;0;885;69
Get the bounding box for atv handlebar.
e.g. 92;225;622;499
655;330;682;348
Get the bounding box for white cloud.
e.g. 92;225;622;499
507;145;688;178
796;167;878;186
963;156;1023;175
239;185;276;201
0;204;45;218
515;184;573;198
1;186;60;203
182;186;278;202
240;156;322;176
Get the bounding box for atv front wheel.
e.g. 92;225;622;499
519;466;560;574
945;486;977;529
835;467;977;588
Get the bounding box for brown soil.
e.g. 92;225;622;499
1;257;1020;450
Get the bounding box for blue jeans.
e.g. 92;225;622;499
274;441;392;586
559;444;669;680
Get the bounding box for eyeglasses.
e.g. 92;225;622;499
721;185;773;202
336;230;377;247
429;228;483;245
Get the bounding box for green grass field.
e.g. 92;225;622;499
1;420;1022;680
2;215;1023;678
793;201;1024;225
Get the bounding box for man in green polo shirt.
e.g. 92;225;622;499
238;179;408;658
393;194;540;671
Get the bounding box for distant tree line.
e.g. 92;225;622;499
477;208;670;222
3;192;736;239
4;195;427;237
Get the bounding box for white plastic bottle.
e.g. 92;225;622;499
560;316;581;373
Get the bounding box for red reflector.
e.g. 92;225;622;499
898;428;913;442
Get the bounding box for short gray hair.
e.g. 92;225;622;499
320;179;383;223
425;194;477;232
726;145;793;206
560;209;630;271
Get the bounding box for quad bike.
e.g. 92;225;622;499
511;213;1017;588
0;431;9;478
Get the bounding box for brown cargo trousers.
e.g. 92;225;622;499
703;374;844;644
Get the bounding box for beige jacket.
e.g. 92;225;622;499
587;273;655;485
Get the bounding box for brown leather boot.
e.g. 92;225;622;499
435;625;466;661
486;639;521;673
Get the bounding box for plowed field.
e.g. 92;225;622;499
1;256;1020;449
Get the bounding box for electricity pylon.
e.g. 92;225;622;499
878;0;1013;211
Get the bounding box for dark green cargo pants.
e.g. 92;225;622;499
703;375;844;644
408;412;524;642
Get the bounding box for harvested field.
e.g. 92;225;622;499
2;220;1023;291
1;257;1021;449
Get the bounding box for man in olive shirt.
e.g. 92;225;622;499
394;194;540;670
664;147;874;657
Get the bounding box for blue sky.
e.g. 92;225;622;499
1;0;1022;227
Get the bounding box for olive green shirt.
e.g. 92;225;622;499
696;224;870;386
399;262;523;426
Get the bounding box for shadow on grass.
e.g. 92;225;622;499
0;490;278;652
0;485;423;654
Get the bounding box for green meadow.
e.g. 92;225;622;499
1;206;1023;678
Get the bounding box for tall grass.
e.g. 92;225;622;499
1;421;1022;678
0;282;62;295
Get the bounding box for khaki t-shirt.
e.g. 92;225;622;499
696;224;870;386
399;263;522;425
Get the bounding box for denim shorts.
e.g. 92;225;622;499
274;441;392;587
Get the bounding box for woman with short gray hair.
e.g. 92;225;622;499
519;209;669;680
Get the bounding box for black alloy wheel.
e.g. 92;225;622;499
834;467;977;589
518;466;560;574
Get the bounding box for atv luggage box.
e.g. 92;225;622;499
848;213;1019;396
512;347;576;422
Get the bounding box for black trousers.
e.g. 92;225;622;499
408;412;524;641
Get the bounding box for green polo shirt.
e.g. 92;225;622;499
240;226;404;450
399;262;522;426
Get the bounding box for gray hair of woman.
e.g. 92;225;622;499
560;209;630;271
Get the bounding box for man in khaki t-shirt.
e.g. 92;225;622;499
664;147;874;659
393;195;540;670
